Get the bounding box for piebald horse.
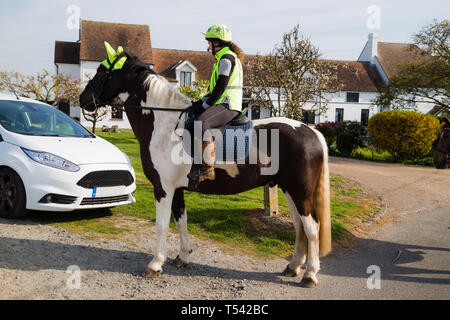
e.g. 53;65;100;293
434;117;450;169
79;46;332;288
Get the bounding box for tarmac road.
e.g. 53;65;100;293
314;157;450;299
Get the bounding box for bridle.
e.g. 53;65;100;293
85;54;192;134
87;53;192;113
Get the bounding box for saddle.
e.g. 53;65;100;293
183;112;253;162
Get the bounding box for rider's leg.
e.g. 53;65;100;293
187;105;238;183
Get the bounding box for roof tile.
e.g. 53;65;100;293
54;41;80;64
80;20;153;64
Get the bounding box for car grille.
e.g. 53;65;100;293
80;195;130;206
77;170;134;189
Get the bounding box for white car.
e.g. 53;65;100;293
0;94;136;219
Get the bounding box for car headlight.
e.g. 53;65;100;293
22;148;80;172
123;152;133;169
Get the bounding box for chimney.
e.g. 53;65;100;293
368;33;378;65
358;32;378;64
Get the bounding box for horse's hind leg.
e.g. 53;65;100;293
171;188;192;268
284;187;320;288
282;192;307;277
299;214;320;288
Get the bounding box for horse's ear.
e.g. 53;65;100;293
104;41;116;62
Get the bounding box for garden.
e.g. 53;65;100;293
315;110;441;166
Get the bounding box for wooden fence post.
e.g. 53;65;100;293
264;184;278;216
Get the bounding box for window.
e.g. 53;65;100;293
0;100;91;137
180;71;192;87
335;108;344;122
251;105;260;120
346;92;360;103
361;109;369;126
111;108;123;120
302;111;315;124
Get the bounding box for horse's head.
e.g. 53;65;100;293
79;42;155;112
434;117;450;169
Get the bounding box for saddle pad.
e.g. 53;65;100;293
220;121;252;162
183;113;253;163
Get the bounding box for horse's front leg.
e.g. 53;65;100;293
143;186;175;277
172;188;192;267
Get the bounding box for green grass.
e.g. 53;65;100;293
330;146;435;166
41;130;380;258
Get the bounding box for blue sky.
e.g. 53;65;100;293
0;0;448;74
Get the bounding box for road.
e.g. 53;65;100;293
0;157;449;300
316;157;450;299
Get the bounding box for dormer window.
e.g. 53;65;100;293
346;92;360;102
180;71;192;87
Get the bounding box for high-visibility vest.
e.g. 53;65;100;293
209;47;243;112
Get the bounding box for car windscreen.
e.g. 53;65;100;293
0;100;93;137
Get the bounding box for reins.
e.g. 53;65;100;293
108;103;190;137
108;103;191;113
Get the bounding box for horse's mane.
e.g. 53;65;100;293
122;51;191;110
143;74;191;109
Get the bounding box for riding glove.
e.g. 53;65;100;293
191;100;205;114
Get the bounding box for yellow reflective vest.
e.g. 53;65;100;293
208;47;243;112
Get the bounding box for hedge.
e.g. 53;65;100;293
367;110;439;159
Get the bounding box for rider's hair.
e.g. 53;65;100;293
228;42;245;64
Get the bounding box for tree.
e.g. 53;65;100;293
246;25;343;120
375;19;450;116
81;105;110;134
178;80;209;100
0;69;81;106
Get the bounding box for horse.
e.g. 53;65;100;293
79;46;332;288
434;117;450;169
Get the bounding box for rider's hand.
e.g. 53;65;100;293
191;100;205;114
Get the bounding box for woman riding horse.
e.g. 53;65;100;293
187;24;244;184
79;39;331;288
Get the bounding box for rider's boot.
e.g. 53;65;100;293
187;138;216;184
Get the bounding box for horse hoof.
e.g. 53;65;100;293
142;268;162;278
282;265;299;277
174;255;188;268
300;277;317;288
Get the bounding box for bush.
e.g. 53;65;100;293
315;121;339;147
334;121;365;155
367;110;439;159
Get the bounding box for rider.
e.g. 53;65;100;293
187;23;244;183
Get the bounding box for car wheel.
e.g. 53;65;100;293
0;168;27;219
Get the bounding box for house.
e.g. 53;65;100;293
54;21;426;129
357;33;435;114
55;20;153;129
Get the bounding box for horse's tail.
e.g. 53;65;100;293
313;129;332;257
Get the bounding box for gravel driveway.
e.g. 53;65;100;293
1;157;449;300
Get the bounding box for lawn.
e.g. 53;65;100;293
329;146;435;166
34;130;380;258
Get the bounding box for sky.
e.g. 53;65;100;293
0;0;449;74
